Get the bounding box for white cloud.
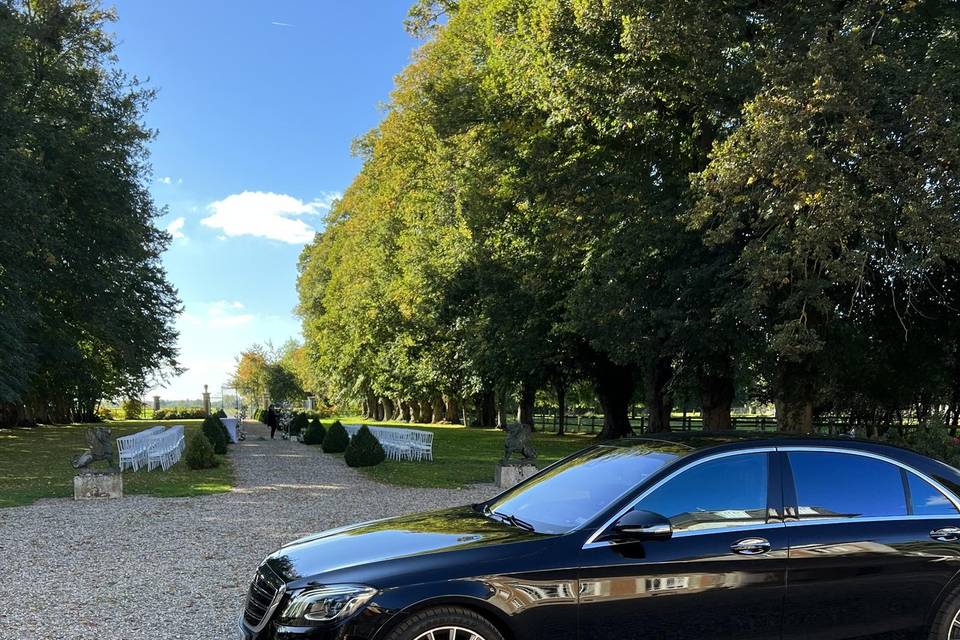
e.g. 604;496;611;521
165;216;186;240
200;191;338;244
271;21;294;27
157;176;182;185
207;300;254;328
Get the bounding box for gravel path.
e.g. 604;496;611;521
0;422;495;640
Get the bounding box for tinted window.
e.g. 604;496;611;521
635;453;769;532
788;452;906;519
487;444;684;534
908;472;959;515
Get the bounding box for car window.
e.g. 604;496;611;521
788;452;907;519
634;453;769;533
907;472;959;515
486;443;686;534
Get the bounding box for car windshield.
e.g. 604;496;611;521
483;442;686;534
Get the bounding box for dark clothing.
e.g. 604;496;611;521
266;407;278;439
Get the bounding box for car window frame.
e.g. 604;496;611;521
583;448;782;549
779;446;960;526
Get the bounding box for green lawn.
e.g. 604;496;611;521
0;420;234;508
329;417;596;489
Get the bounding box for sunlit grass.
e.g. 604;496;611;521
327;417;595;488
0;420;234;508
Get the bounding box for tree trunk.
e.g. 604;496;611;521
594;360;636;439
698;361;735;432
474;388;496;427
431;396;445;423
410;399;422;423
775;359;815;433
419;399;432;424
495;388;508;429
516;380;536;427
364;389;377;419
646;355;674;433
400;400;412;422
444;395;459;423
555;379;567;436
381;398;394;422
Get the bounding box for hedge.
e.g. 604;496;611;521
184;432;219;469
322;420;349;453
202;415;228;454
344;425;385;467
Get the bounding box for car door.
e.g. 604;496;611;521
577;450;787;640
781;448;960;640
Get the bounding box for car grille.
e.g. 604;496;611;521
243;564;285;632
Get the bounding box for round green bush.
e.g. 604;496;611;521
303;418;326;445
201;415;228;454
344;425;385;467
184;432;219;470
322;420;349;453
290;412;309;438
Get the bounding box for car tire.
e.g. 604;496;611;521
384;606;505;640
929;584;960;640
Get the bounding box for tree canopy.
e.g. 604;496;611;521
297;0;960;437
0;0;180;425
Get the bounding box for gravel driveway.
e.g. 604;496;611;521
0;422;495;640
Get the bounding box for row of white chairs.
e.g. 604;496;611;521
117;425;185;472
344;424;433;462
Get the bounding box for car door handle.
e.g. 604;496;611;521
730;538;770;556
930;527;960;542
731;537;771;555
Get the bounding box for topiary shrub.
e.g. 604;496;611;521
184;432;220;469
303;418;326;445
344;425;386;467
215;408;227;418
202;415;228;454
290;412;309;439
322;420;349;453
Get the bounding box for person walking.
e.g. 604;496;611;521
265;404;278;439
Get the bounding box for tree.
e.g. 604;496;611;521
0;0;181;425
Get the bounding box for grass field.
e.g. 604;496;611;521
0;420;234;508
328;417;596;489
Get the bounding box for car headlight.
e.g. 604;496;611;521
280;585;377;624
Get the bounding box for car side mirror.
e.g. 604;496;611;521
607;509;672;542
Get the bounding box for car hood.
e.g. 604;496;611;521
263;506;549;585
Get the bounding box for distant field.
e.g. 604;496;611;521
0;420;234;508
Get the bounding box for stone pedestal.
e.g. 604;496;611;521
495;462;538;489
74;469;123;500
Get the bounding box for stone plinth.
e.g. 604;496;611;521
74;469;123;500
495;462;538;489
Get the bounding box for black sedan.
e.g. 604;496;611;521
239;436;960;640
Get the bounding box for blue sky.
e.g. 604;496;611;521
109;1;421;400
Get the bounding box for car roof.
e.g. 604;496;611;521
607;432;960;497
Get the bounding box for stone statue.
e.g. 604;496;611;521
72;426;115;470
501;422;537;463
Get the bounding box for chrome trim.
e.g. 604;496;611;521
777;446;960;511
582;448;777;549
582;520;785;549
242;564;286;634
784;514;960;527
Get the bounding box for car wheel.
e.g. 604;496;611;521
385;606;505;640
930;585;960;640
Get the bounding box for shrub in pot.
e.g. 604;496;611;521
303;418;326;445
184;432;219;469
202;415;228;454
322;421;349;453
344;425;386;467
